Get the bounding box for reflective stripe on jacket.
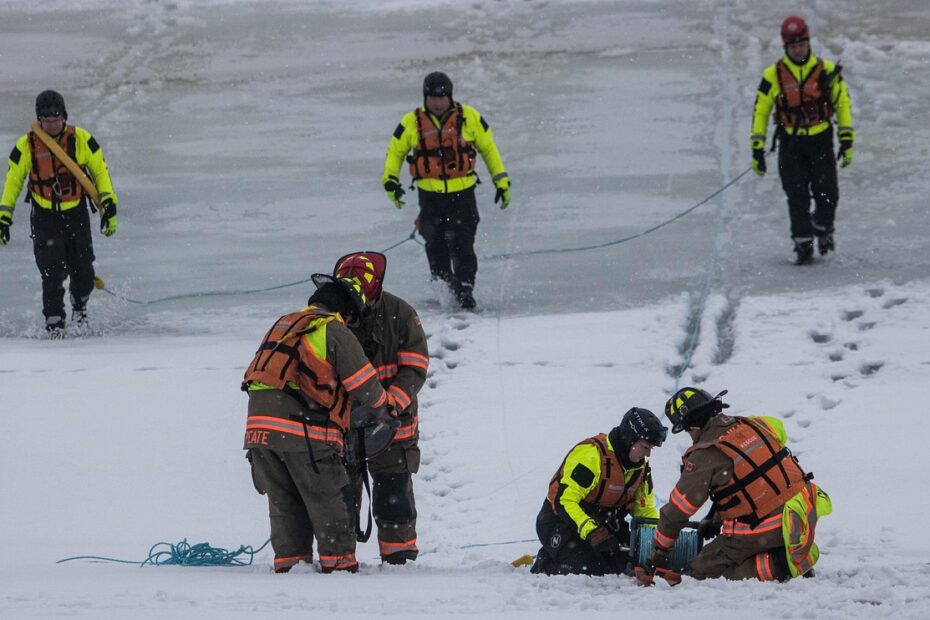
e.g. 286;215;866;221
782;481;832;577
242;306;387;448
546;433;657;540
349;291;428;444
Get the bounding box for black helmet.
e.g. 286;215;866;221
35;90;67;120
308;273;368;326
610;407;668;458
665;387;729;433
423;72;453;99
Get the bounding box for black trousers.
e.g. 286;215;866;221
30;204;95;322
777;130;838;240
417;186;479;293
346;438;420;562
532;500;627;576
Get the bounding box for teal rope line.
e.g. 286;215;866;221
57;537;272;567
97;170;748;306
99;230;419;305
481;167;751;261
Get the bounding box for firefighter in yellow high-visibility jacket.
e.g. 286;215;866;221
0;90;119;333
750;16;854;265
382;72;509;310
531;407;667;576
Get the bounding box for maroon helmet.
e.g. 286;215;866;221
333;251;387;303
781;16;809;44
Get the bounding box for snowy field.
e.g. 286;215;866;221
2;0;930;618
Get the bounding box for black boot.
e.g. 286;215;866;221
455;283;476;310
794;238;814;265
816;233;835;256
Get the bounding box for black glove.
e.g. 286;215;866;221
698;518;721;541
751;148;766;176
587;527;620;555
0;211;10;246
100;197;118;237
384;178;406;209
837;139;854;168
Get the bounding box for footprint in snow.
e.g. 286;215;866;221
842;309;864;321
882;297;907;309
858;321;876;332
440;338;460;352
865;288;884;298
818;395;841;410
859;362;884;376
844;342;859;351
809;330;831;344
828;351;844;362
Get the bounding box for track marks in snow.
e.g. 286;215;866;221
806;286;909;400
667;292;741;383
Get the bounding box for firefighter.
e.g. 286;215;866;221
530;407;668;576
637;387;832;585
750;16;855;265
382;71;510;310
333;251;429;565
0;90;119;333
241;274;392;574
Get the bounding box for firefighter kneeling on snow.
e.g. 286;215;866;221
637;387;832;585
531;407;668;576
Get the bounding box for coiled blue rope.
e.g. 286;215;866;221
56;536;540;566
57;537;272;567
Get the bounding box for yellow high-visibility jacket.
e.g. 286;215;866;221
750;53;855;147
382;103;507;194
550;436;658;540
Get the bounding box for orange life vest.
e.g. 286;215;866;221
774;59;835;130
407;103;477;181
28;126;84;206
241;308;351;434
547;434;646;516
690;417;808;525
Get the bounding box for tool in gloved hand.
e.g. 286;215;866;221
588;526;621;555
635;547;682;586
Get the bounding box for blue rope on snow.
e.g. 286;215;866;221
57;537;272;567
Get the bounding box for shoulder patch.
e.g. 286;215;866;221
87;136;100;154
758;78;772;96
480;115;489;131
9;146;21;165
684;459;698;473
392;123;405;140
570;464;595;488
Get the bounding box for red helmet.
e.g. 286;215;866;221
333;251;387;303
781;16;809;44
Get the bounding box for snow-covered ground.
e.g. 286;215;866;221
2;0;930;618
